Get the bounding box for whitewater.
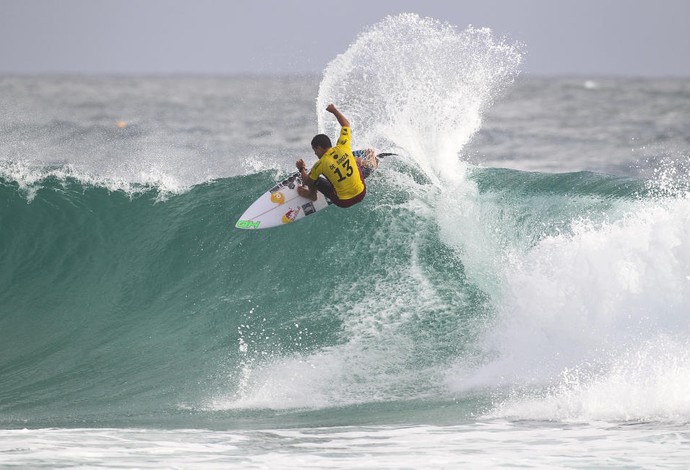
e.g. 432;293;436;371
2;13;690;468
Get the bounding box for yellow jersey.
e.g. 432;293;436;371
308;127;364;200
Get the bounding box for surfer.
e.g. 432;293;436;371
296;104;377;208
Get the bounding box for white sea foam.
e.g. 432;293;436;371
447;195;690;422
3;424;688;469
0;159;190;201
212;189;445;410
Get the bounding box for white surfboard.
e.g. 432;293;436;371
235;151;391;230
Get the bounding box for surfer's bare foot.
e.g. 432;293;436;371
365;148;378;170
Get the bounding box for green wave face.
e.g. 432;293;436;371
4;163;681;428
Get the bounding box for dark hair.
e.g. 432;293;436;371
311;134;332;149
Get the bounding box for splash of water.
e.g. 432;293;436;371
446;194;690;421
316;13;523;184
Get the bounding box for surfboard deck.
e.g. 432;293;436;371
235;151;390;230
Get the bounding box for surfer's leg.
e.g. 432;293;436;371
364;148;378;170
314;176;337;200
354;158;369;179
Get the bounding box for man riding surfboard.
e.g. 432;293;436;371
296;104;377;208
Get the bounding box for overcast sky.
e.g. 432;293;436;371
1;0;688;77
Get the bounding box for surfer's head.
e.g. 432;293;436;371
311;134;332;157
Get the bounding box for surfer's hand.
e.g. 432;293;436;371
326;104;349;128
296;159;306;172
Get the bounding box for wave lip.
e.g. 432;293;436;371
317;12;523;185
0;159;193;201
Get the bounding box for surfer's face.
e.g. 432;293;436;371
313;145;327;158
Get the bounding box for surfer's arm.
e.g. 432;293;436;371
296;159;316;188
296;159;318;201
299;168;316;188
295;160;314;184
326;104;350;128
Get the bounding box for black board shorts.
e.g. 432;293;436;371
315;161;367;208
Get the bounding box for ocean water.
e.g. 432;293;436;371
2;13;690;468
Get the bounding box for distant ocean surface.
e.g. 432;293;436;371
2;14;690;469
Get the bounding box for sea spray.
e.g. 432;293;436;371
316;13;523;184
490;335;690;422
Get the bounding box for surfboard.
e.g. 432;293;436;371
235;150;391;230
